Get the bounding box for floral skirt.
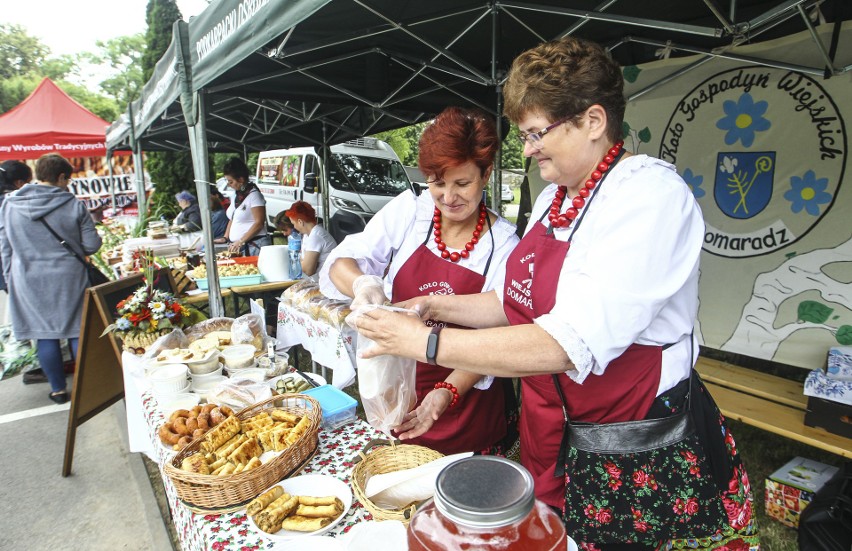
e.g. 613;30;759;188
569;377;760;550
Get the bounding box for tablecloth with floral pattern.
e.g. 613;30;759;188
141;389;381;551
275;304;357;389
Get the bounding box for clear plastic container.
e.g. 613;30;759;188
407;456;567;551
303;385;357;431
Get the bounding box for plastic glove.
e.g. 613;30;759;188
350;274;388;309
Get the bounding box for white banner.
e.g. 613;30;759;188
622;23;852;369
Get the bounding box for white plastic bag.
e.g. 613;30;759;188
348;305;418;438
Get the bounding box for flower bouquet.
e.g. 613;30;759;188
103;249;202;354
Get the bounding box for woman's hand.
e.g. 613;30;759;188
213;237;227;244
395;296;437;322
393;388;452;441
354;308;428;360
227;240;242;253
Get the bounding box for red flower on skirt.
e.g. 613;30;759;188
604;462;622;478
685;497;699;515
673;498;687;515
607;478;622;490
717;539;751;551
595;508;613;524
728;466;741;494
680;450;698;464
632;470;649;487
584;504;597;518
723;496;752;531
633;520;650;533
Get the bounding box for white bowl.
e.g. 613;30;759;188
190;365;224;382
220;345;257;369
147;364;189;394
191;374;228;393
184;349;221;374
153;381;192;401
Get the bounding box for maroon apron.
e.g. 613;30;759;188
391;220;507;455
503;202;663;508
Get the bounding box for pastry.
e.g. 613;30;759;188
181;454;209;475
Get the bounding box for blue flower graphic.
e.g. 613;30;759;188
784;170;832;216
716;93;770;147
682;168;705;199
116;318;132;330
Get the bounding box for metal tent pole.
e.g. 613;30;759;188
188;91;224;317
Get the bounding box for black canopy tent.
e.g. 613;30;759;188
107;0;849;315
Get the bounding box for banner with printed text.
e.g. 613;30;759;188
622;23;852;369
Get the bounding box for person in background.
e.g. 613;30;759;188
210;194;229;239
319;106;520;456
351;37;758;550
0;160;51;385
173;190;202;232
215;157;270;255
273;210;295;239
284;201;337;277
0;161;32;294
0;154;102;404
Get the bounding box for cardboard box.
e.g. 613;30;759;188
827;346;852;381
764;457;839;528
804;396;852;439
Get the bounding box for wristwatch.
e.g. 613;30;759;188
426;325;443;365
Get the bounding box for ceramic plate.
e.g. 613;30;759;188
248;474;352;540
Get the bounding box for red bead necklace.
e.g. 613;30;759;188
433;202;487;262
548;140;624;229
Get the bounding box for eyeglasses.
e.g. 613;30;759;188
517;117;571;148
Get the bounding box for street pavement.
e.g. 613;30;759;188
0;294;173;550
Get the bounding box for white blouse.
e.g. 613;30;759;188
226;189;267;242
318;190;520;391
523;155;705;395
319;189;519;302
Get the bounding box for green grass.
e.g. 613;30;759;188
729;419;844;550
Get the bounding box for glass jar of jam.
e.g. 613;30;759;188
407;456;567;550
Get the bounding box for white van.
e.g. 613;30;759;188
255;138;412;242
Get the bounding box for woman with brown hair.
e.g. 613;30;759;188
352;37;758;549
319;106;519;455
0;154;101;404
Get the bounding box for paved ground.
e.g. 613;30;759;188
0;294;173;550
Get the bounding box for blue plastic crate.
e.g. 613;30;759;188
303;384;358;431
193;273;264;290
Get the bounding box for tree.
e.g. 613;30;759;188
0;24;49;79
500;126;524;170
0;24;118;117
142;0;183;81
84;35;146;107
141;0;195;212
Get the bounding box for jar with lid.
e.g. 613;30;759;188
407;456;567;550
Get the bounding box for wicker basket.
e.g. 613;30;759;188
351;439;444;524
164;394;321;510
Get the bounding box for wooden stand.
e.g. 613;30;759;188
63;270;175;476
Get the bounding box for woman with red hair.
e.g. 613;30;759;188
319;106;519;455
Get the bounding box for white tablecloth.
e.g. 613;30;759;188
275;303;358;389
121;351;158;460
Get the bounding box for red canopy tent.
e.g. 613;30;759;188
0;78;110;161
